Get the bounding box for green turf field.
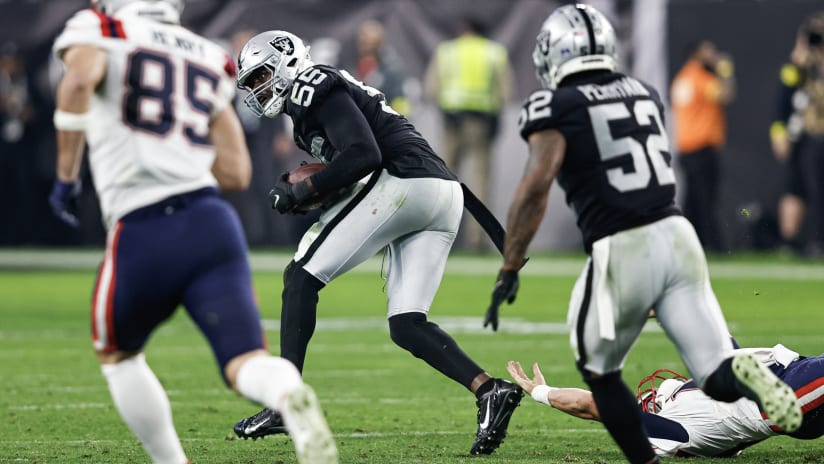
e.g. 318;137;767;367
1;251;822;463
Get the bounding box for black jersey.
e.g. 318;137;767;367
519;71;680;252
285;64;455;182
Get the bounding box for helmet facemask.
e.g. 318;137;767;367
636;369;688;413
236;31;312;118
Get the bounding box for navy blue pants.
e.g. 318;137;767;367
776;355;824;439
91;188;265;376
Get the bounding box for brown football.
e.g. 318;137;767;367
287;162;326;184
286;162;342;212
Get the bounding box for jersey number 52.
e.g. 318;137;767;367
589;100;675;193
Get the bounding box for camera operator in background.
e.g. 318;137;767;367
771;12;824;256
671;40;736;253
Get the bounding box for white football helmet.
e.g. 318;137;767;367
236;30;314;118
91;0;183;24
533;3;617;89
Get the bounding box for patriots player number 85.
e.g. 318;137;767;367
589;100;675;193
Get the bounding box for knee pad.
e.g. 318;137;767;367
388;312;427;355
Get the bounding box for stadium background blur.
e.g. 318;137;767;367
0;0;820;252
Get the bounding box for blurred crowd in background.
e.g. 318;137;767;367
1;0;823;255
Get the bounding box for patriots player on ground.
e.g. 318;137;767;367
232;30;522;455
485;4;802;463
50;1;336;463
508;342;824;458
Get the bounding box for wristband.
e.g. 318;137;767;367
53;109;90;131
531;384;554;407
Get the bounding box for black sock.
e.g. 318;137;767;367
279;262;325;372
475;378;495;399
388;312;484;390
586;371;657;464
703;357;753;403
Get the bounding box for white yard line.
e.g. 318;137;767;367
2;249;824;280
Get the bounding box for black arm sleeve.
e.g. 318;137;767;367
307;89;382;194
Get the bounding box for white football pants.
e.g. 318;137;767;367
568;215;735;386
295;170;463;317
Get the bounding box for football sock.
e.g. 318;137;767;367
474;378;495;399
586;371;657;464
235;355;303;410
388;312;484;390
703;356;748;402
280;262;325;372
101;354;187;464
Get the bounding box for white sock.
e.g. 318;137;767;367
101;354;187;464
235;356;303;411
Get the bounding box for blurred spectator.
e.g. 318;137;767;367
351;19;410;115
424;18;512;251
771;13;824;256
0;42;34;243
770;20;815;254
671;40;735;252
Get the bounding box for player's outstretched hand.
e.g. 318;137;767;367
48;179;81;227
484;269;519;331
506;361;546;395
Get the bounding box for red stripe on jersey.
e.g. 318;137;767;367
91;10;127;39
103;222;123;351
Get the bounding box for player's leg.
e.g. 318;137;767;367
774;355;824;439
93;217;193;464
182;195;337;462
568;231;661;464
382;179;522;455
654;216;801;432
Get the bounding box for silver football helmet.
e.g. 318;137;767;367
533;4;617;89
236;31;314;118
91;0;183;24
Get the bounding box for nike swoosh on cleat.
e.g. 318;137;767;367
479;398;492;429
272;194;281;208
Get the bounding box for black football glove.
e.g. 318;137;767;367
484;269;520;331
269;173;313;214
48;179;81;227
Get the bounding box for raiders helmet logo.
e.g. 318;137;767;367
270;36;295;55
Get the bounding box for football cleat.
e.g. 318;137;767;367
732;353;802;433
281;385;339;464
233;407;288;440
470;378;523;455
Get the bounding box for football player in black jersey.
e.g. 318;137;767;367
231;30;522;455
485;5;802;464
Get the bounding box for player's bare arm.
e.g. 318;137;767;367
210;105;251;191
55;45;106;182
502;128;565;269
507;361;600;421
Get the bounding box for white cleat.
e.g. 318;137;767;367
732;354;803;433
281;385;339;464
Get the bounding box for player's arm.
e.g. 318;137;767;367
307;89;382;194
54;45;106;182
502;129;565;270
50;44;106;226
210;105;251;191
507;361;600;420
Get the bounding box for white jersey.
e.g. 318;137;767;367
649;344;800;457
53;9;236;228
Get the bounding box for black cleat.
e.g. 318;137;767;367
233;407;288;440
470;378;523;455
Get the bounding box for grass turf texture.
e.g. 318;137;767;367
1;253;822;463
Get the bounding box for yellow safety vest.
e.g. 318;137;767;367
436;35;507;113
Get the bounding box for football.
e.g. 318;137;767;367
288;162;326;184
286;162;345;212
